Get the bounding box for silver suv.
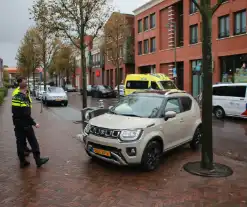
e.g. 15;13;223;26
83;90;202;171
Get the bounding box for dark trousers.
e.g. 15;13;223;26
14;126;40;163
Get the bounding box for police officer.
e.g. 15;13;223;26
12;81;49;168
12;77;32;156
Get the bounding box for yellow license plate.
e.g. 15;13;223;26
93;148;111;157
56;99;61;101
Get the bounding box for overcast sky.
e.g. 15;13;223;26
0;0;149;67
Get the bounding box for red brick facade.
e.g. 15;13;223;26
104;13;135;87
134;0;247;96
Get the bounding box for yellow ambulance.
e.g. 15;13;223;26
124;73;177;96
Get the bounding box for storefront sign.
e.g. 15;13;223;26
96;70;100;77
172;68;177;78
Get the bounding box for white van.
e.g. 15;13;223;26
213;83;247;119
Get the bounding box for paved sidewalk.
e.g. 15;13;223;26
0;94;247;207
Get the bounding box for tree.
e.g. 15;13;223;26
45;0;111;108
3;70;9;83
104;12;132;99
184;0;230;175
49;44;74;86
16;27;41;91
30;0;60;91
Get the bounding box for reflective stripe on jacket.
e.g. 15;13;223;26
12;93;31;107
12;87;32;107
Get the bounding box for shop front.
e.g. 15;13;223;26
220;54;247;83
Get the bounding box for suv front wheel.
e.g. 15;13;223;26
190;126;202;151
141;140;162;171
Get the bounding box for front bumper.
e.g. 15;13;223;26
102;92;115;98
83;133;144;166
46;99;68;103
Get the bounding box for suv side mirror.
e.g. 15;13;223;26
109;106;113;110
164;111;176;120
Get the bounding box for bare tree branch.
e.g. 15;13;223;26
191;0;206;16
212;0;225;14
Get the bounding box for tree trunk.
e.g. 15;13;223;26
27;68;30;88
80;30;87;108
58;72;60;86
73;58;76;87
42;36;47;91
201;11;213;170
117;65;120;100
32;70;35;95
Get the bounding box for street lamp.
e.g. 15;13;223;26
166;21;177;85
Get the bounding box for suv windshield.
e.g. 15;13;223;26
48;87;64;93
159;81;176;89
98;85;111;90
66;84;73;88
110;95;163;118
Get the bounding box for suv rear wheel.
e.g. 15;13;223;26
214;106;225;119
141;140;162;171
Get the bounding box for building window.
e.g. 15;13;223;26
190;0;198;14
234;10;246;35
144;16;149;31
138;19;142;33
144;39;149;54
138;41;142;55
218;15;229;38
150;37;156;53
150;13;156;29
190;24;198;44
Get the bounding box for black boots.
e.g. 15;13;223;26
19;157;49;168
36;157;49;168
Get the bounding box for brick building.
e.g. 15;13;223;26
133;0;247;97
74;35;93;89
90;37;105;85
104;12;135;87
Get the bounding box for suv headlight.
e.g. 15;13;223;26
119;129;142;142
84;124;91;134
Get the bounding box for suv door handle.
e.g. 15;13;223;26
240;98;244;100
180;119;184;122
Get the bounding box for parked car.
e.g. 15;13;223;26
124;73;177;96
91;85;116;98
80;85;92;96
65;84;76;92
42;86;68;106
114;85;125;96
212;83;247;119
36;85;50;100
83;89;202;171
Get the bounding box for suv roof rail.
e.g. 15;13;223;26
165;90;187;96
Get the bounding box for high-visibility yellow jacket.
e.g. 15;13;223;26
12;91;36;127
12;87;32;108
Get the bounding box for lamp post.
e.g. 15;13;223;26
166;21;177;86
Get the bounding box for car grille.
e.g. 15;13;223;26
89;125;120;138
52;96;64;99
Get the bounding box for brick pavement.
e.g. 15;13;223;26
0;94;247;207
